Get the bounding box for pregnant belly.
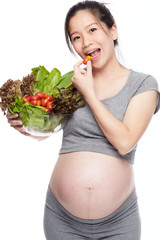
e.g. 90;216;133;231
49;152;135;220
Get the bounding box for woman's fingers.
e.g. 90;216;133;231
72;59;93;97
6;110;22;125
86;60;92;76
6;109;31;136
73;59;92;75
6;111;18;119
6;110;28;135
8;119;23;126
7;115;22;126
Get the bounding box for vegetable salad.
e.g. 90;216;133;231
0;66;85;134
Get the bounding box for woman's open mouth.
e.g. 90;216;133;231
87;48;101;61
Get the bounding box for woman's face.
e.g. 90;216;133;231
69;10;117;70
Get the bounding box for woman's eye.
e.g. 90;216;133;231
73;36;80;41
90;28;97;33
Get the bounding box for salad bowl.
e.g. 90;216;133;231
18;110;68;137
0;65;85;139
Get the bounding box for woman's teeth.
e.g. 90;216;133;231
88;49;100;58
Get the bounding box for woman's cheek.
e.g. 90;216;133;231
73;43;82;56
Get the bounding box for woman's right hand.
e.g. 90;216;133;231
6;111;49;140
6;111;30;136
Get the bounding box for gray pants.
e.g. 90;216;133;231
43;188;141;240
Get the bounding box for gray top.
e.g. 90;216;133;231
59;70;160;164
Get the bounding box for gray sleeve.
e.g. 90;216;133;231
133;75;160;114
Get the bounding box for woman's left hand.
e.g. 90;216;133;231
72;60;95;100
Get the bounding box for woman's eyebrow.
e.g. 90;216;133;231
70;23;98;37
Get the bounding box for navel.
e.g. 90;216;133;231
86;186;94;219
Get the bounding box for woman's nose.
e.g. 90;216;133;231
82;37;93;49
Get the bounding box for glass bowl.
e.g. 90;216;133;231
18;111;68;137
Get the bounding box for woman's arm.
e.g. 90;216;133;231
86;90;158;155
72;61;158;155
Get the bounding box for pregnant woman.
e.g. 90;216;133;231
7;1;160;239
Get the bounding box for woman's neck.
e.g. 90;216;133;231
92;55;127;82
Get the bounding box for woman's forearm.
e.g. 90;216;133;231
85;90;157;155
85;94;132;155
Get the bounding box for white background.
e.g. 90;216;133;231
0;0;160;239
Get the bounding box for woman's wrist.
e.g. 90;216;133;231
84;92;99;106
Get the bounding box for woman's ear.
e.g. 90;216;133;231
110;24;118;41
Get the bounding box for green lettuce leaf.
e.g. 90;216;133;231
43;68;61;94
56;71;73;89
32;66;61;95
32;65;49;93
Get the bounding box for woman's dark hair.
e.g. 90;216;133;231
65;0;118;53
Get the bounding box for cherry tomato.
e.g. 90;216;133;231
30;100;37;106
22;97;28;103
30;95;39;101
43;108;49;113
36;100;41;106
46;95;53;102
41;98;49;107
26;96;32;102
35;92;47;99
83;55;92;65
46;101;53;111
